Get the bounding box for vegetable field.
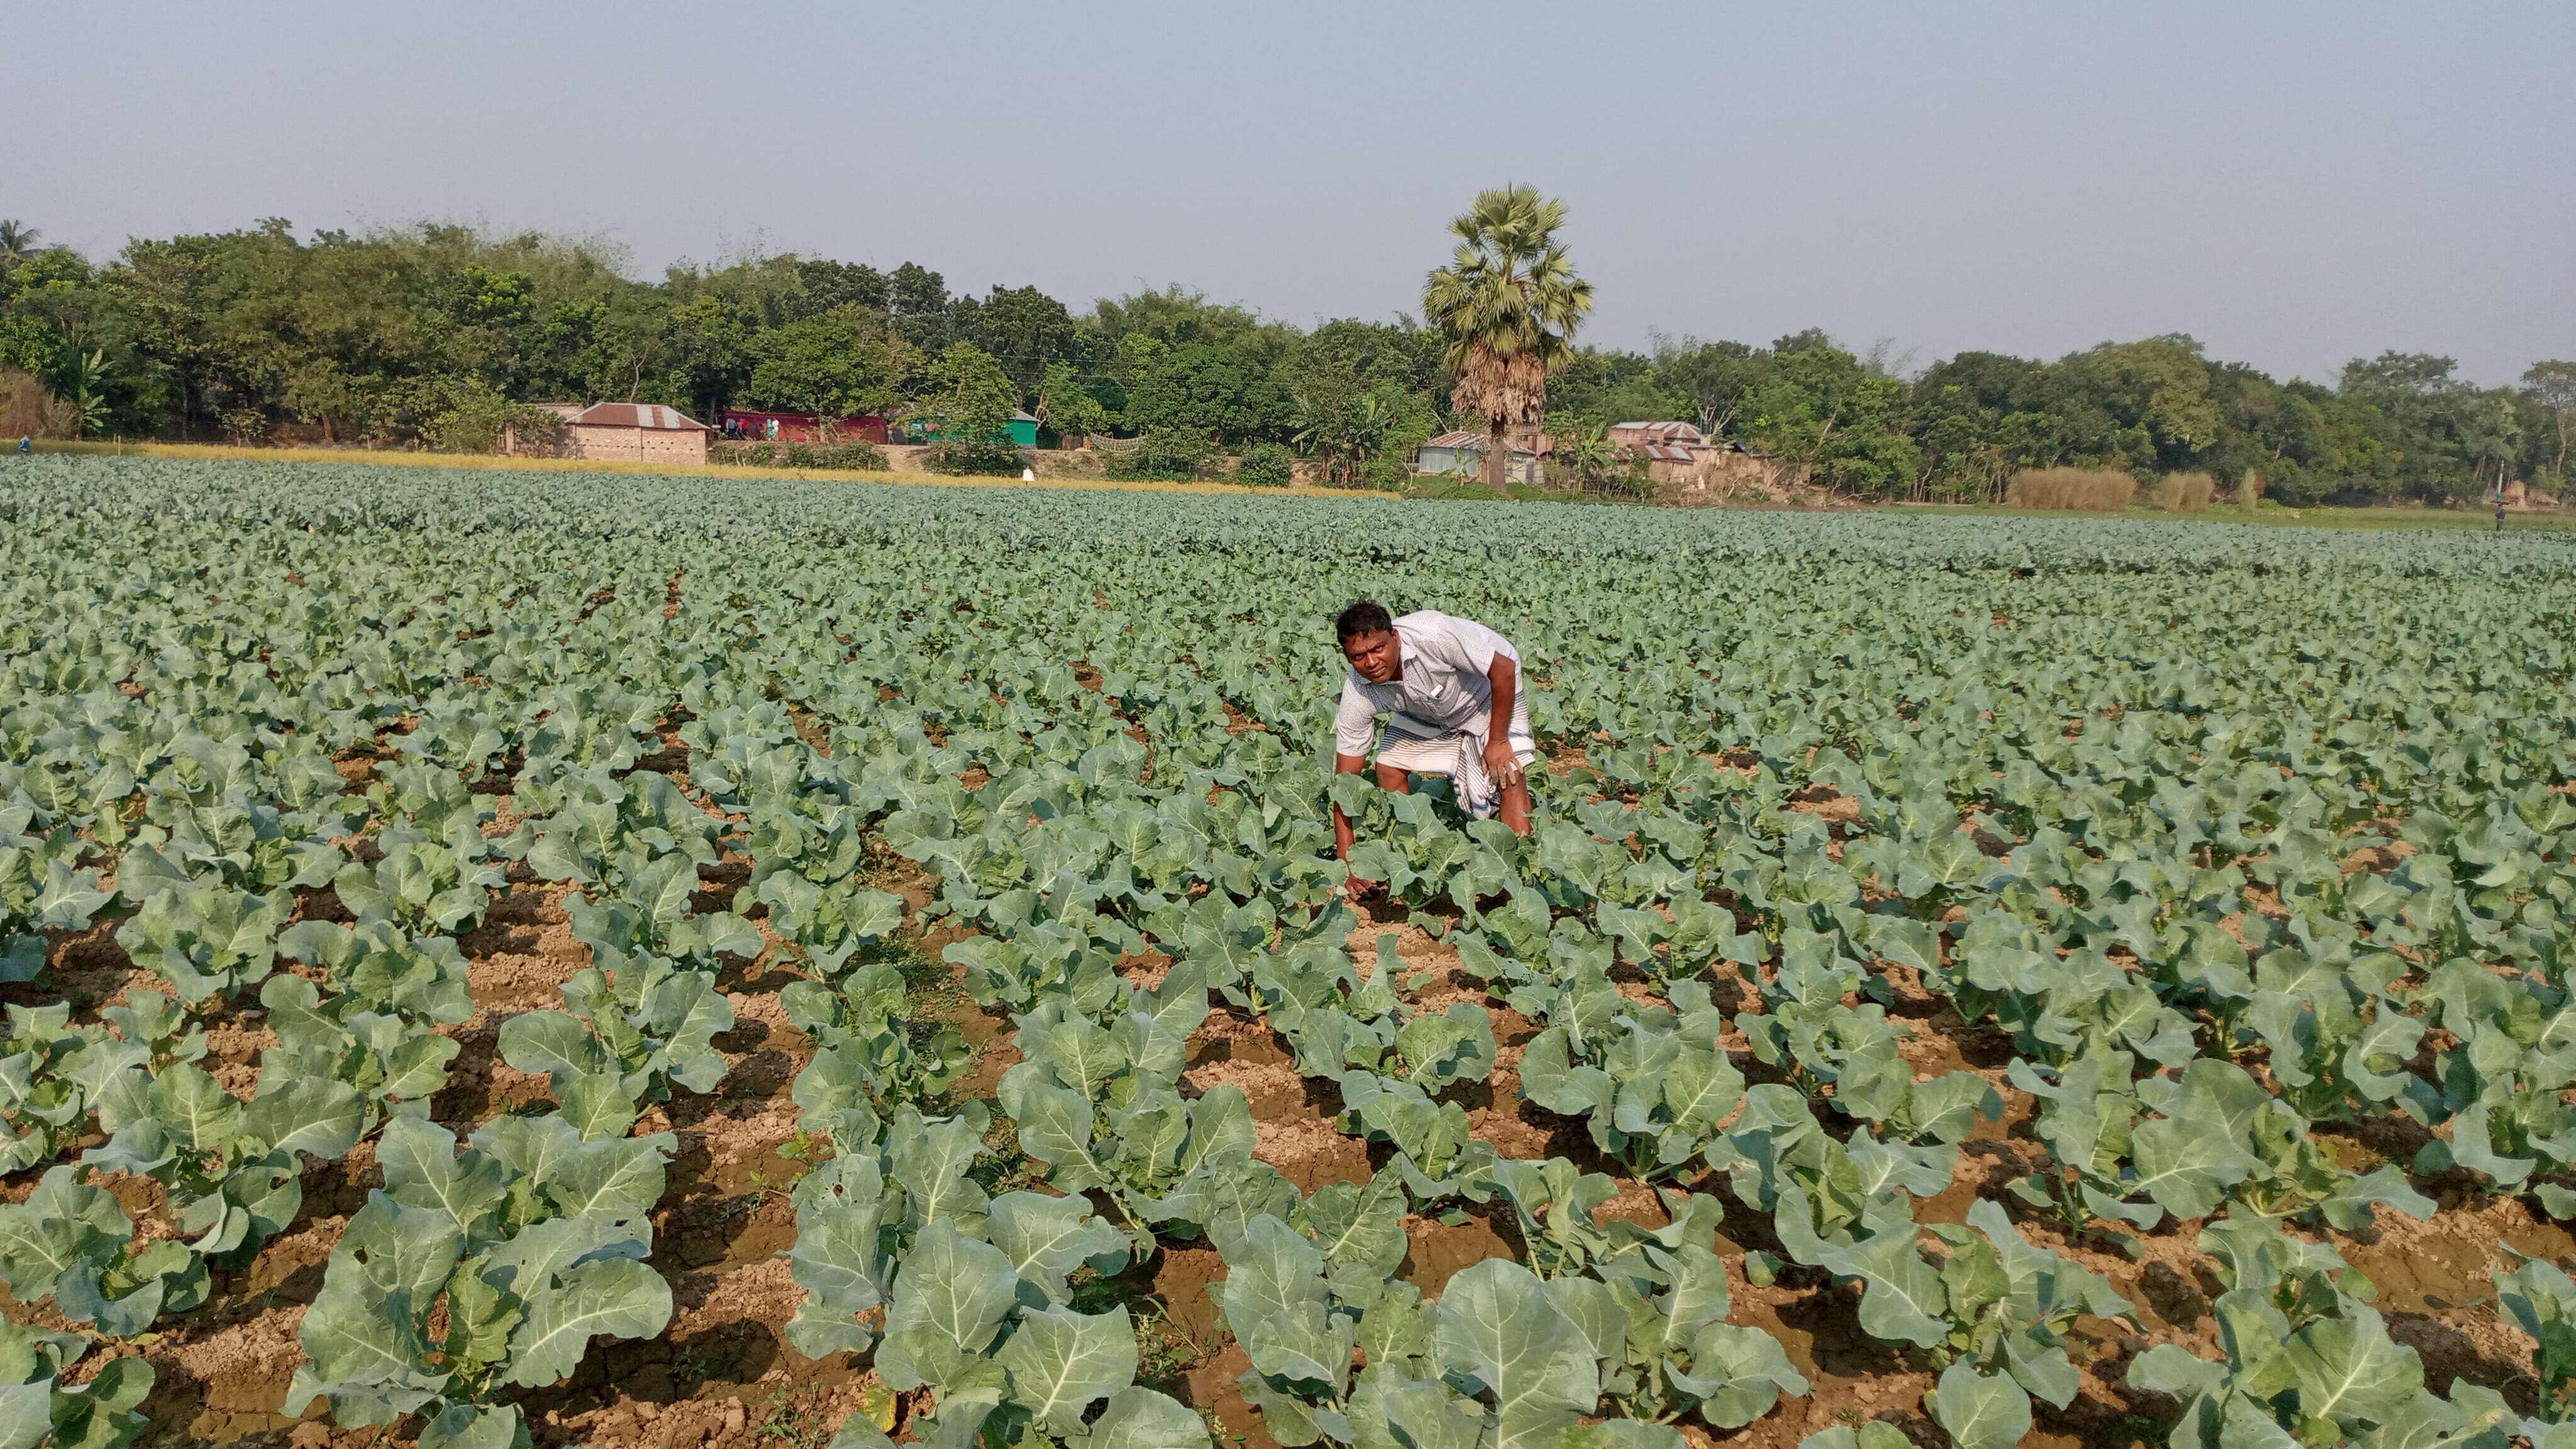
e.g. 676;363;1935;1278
6;455;2576;1449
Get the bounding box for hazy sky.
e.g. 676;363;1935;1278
7;2;2570;384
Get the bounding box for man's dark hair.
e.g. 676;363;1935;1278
1335;599;1392;645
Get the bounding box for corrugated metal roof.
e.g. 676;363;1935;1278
572;402;711;431
1633;442;1696;462
1422;431;1542;455
1612;420;1706;444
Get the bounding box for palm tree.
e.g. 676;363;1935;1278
0;220;38;269
1421;187;1592;492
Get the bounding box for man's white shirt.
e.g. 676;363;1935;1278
1334;611;1527;757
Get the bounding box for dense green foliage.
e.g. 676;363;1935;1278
1;218;2565;504
5;455;2576;1446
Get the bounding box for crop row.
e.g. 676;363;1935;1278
3;457;2576;1449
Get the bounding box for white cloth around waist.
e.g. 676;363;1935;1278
1365;693;1536;819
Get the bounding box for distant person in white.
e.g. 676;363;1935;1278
1331;599;1537;884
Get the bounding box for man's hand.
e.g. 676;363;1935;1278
1482;735;1523;790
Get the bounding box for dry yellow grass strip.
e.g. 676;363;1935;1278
33;440;1400;500
2005;467;2137;511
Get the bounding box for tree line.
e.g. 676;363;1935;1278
0;213;2567;505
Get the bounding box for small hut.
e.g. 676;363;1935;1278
562;403;713;465
1415;431;1546;486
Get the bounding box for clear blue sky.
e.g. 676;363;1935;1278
6;1;2569;384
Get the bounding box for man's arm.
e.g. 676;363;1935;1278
1331;675;1381;867
1482;653;1521;784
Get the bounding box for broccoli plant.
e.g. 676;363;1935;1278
113;880;291;1003
0;819;113;983
330;818;505;935
84;1057;365;1269
998;964;1296;1248
779;1124;1202;1449
2126;1214;2509;1449
0;1165;207;1336
1518;979;1746;1180
750;874;906;978
562;852;762;969
284;1116;677;1444
1214;1189;1808;1448
0;1321;155;1449
782;960;974;1139
0;1003;164;1175
1806;1200;2131;1447
496;955;736;1138
2497;1256;2576;1438
2012;1052;2430;1235
257;974;460;1132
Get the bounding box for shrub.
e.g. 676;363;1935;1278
423;387;564;455
924;437;1028;477
2144;472;2214;511
1105;430;1215;482
815;441;888;472
2006;467;2137;511
780;441;819;467
745;441;775;465
1235;442;1292;487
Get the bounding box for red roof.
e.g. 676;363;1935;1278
571;403;710;431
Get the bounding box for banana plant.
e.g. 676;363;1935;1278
284;1116;677;1442
0;1320;156;1449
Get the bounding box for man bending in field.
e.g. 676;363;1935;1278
1331;599;1537;872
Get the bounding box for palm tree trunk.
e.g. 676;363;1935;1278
1484;416;1507;494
